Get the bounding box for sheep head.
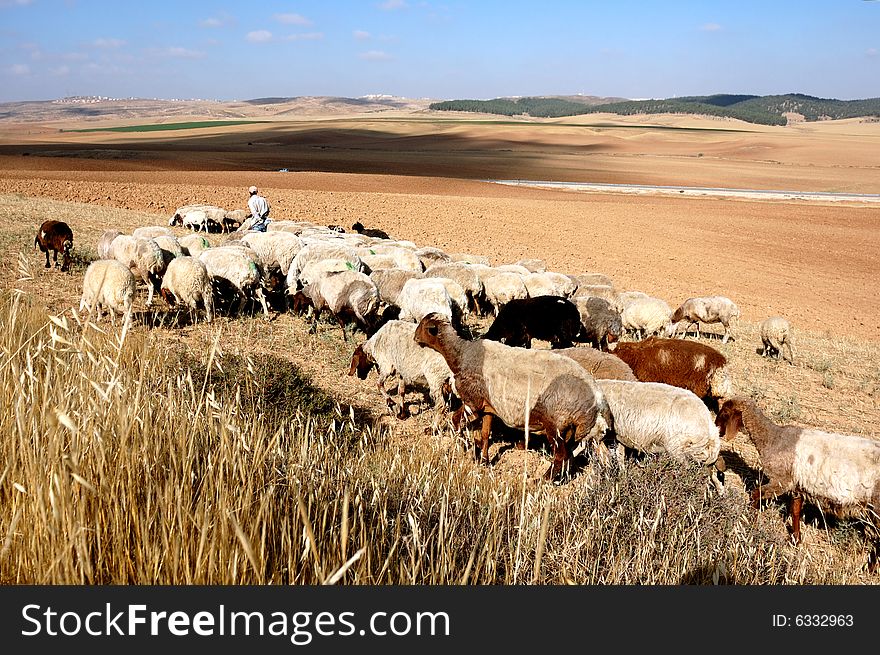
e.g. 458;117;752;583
348;344;375;379
715;398;746;441
60;239;73;272
414;312;449;351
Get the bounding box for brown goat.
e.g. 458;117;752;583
610;337;732;409
34;219;74;272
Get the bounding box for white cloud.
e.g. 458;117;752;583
200;17;222;28
0;0;34;7
379;0;408;10
49;65;70;76
354;30;371;40
199;12;235;29
163;46;206;59
274;13;312;26
359;50;392;61
282;32;324;42
867;48;878;57
246;30;273;43
93;38;126;48
9;63;29;75
62;52;89;61
700;23;722;32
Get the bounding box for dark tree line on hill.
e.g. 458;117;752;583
429;94;880;126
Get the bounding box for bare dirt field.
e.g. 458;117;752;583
0;108;878;579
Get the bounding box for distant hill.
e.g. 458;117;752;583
0;95;435;123
429;94;880;125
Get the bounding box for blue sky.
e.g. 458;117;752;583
1;0;878;103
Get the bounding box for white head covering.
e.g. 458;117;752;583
248;185;258;195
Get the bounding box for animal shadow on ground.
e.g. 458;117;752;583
718;448;867;545
675;329;732;343
175;350;380;434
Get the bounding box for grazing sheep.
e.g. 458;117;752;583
494;263;532;276
358;244;423;273
414;313;612;481
34;219;74;272
620;295;673;340
169;204;227;232
515;258;546;273
132;225;174;240
447;252;491;266
481;271;530;316
554;346;637;382
611;337;733;409
351;221;391;239
482;296;585;349
716;396;880;570
574;296;623;351
522;271;577;299
760;316;795;364
96;229;123;260
572;283;619;307
223;209;248;232
177;233;212;258
671;295;740;343
79;259;135;325
369;268;422;307
109;235;166;306
424;262;484;314
569;272;614;289
349;319;454;426
396;277;457;326
597;379;726;495
159;256;214;324
414;246;451;270
286;241;363;289
297;269;380;340
241;231;304;277
153;234;184;267
198;247;270;318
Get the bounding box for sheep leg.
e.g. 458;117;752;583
395;379;408;419
750;479;787;510
477;413;492;465
783;341;794;365
255;287;271;319
788;493;804;545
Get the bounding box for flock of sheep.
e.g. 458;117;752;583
34;199;880;572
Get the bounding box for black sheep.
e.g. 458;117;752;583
351;221;391;240
482;295;586;349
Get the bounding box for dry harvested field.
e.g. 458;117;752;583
0;108;878;584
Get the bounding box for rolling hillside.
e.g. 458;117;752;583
429;94;880;126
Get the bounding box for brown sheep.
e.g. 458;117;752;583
610;337;732;410
34;219;74;272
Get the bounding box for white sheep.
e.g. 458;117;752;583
79;259;136;325
396;277;455;325
198;247;270;318
620;295;673;340
369;268;422;307
357;244;423;273
296;269;380;340
573;296;623;351
716;396;880;570
177;233;212;258
286;241;363;290
522;271;577;298
413;246;450;270
671;295;740;343
241;231;304;276
515;258;546;273
481;271;529;316
423;262;484;314
349;319;454;428
132;225;174;239
414;313;612;481
153;234;184;267
109;235;166;306
596;379;726;495
96;229;123;260
159;256;214;324
760;316;794;364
